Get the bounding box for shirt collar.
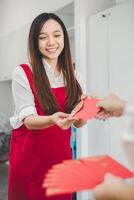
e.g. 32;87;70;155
42;58;54;74
42;58;63;78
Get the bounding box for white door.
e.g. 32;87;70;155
87;9;111;157
87;0;134;166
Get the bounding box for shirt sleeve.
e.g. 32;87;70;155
10;66;37;128
74;69;87;94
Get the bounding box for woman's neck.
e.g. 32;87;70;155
45;58;61;76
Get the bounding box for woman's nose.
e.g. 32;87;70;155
47;36;54;46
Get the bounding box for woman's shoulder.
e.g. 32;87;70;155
12;63;31;80
13;63;31;74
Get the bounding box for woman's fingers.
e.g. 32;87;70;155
56;117;76;130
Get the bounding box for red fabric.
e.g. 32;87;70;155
8;64;72;200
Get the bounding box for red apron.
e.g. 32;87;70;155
8;64;72;200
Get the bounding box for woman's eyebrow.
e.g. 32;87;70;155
53;30;62;33
39;30;62;35
39;32;46;35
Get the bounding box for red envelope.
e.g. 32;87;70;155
43;155;134;196
71;100;84;116
72;98;100;120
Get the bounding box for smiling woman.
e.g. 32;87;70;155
38;20;64;68
9;13;86;200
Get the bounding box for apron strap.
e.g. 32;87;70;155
20;64;44;114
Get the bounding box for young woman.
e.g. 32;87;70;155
9;13;86;200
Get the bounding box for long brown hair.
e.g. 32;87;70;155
28;13;82;114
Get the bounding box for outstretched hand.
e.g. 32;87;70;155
95;94;126;120
52;112;77;130
93;173;124;200
56;116;77;130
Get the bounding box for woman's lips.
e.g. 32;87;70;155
46;47;58;53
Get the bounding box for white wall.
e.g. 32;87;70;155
0;0;73;37
116;0;126;3
69;36;75;62
0;81;13;117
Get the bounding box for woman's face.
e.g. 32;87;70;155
38;19;64;62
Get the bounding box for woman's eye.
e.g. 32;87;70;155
39;37;46;40
54;35;61;37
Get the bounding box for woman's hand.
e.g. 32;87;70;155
56;116;77;130
73;118;87;128
51;112;76;130
51;112;70;123
70;96;87;128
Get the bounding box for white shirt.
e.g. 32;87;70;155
10;59;85;129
